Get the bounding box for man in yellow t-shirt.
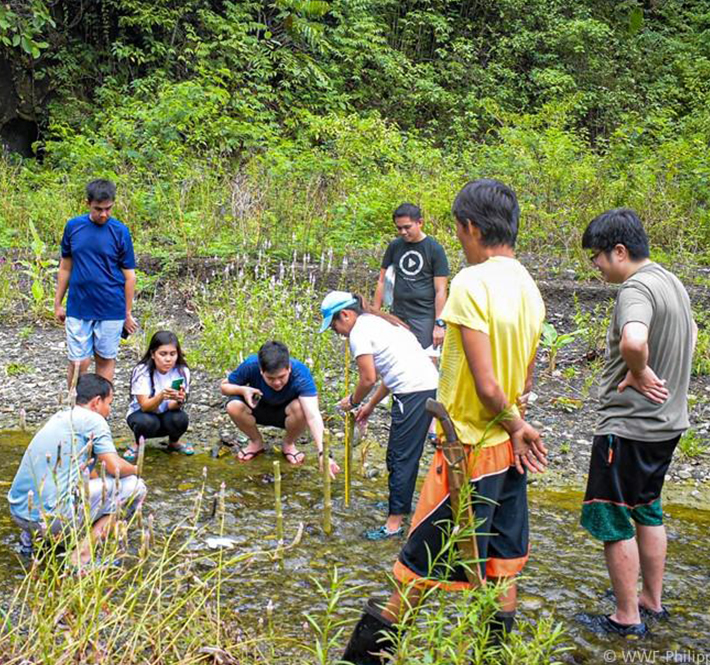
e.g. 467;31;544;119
342;179;548;664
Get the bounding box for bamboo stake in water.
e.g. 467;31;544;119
136;435;146;478
344;412;354;507
273;460;283;545
343;340;352;506
322;430;332;535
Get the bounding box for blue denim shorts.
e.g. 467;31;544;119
65;317;124;361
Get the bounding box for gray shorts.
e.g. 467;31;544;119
404;317;435;349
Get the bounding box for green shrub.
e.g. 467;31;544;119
692;309;710;376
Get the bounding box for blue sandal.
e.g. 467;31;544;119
168;441;195;456
363;525;404;541
123;446;138;462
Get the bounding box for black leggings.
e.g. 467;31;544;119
387;389;436;515
127;410;189;445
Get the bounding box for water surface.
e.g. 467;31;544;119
1;430;707;662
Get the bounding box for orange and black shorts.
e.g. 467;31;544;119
393;440;529;590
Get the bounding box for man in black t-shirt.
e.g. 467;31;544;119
373;203;450;349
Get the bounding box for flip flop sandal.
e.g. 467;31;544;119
168;442;195;456
282;450;305;466
236;447;265;462
123;446;138;462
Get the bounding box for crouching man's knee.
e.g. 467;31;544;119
120;476;147;516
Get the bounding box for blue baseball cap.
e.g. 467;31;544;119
319;291;358;333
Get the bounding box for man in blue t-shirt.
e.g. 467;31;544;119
54;179;138;387
221;340;339;477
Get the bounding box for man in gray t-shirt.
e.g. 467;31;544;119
596;263;694;440
576;209;697;638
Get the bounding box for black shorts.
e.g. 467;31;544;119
228;396;290;429
394;441;528;587
581;433;680;542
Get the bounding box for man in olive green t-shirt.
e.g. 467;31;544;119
577;208;697;638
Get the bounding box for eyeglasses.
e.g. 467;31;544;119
589;249;604;263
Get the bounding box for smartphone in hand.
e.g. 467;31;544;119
171;377;185;390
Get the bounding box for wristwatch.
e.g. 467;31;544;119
435;318;446;328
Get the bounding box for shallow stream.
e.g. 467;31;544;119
0;430;708;663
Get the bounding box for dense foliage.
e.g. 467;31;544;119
1;0;709;261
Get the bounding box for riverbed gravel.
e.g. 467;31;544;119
1;260;708;499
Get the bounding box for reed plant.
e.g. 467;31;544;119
191;255;368;406
302;473;569;665
0;468;298;664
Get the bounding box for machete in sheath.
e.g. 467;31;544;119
425;398;485;586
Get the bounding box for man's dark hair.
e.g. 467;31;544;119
582;208;650;260
86;179;117;203
75;373;113;404
393;203;422;222
452;179;520;247
258;341;290;373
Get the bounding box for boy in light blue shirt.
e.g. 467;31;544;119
8;374;146;568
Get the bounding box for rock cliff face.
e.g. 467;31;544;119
0;53;47;157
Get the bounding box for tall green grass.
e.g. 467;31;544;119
190;255;373;406
0;477;287;664
1;106;709;264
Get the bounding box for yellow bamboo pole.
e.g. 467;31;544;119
343;340;352;506
322;430;332;535
273;460;283;545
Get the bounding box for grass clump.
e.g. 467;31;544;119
692;309;710;377
4;362;32;377
678;429;706;460
191;255;370;406
0;475;293;664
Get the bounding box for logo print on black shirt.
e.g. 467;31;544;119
399;250;424;277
